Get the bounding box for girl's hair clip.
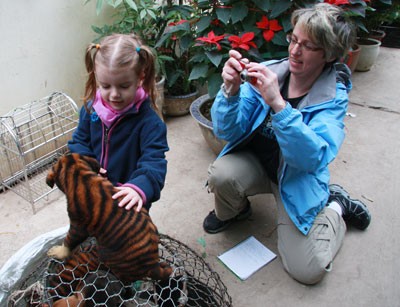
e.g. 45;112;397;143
136;46;141;53
90;111;99;122
95;44;101;49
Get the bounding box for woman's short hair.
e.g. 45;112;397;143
291;3;356;61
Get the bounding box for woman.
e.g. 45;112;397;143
203;3;371;284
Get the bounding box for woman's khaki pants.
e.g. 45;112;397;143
207;150;346;285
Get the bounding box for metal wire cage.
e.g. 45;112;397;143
8;234;232;307
0;92;79;213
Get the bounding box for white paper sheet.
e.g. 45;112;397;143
218;236;276;280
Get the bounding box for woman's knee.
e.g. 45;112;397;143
278;223;332;285
208;158;237;190
281;255;328;285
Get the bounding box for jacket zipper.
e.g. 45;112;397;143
100;116;126;170
100;125;109;168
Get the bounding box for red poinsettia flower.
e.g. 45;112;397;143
167;20;189;40
228;32;257;50
256;16;283;42
168;19;189;27
211;19;222;26
324;0;370;4
196;31;226;50
324;0;350;4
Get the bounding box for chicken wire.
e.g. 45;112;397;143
6;234;232;307
0;92;78;213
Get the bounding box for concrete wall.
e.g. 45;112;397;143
0;0;113;114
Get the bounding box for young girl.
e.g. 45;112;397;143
68;33;169;212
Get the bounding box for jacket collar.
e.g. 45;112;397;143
266;58;351;110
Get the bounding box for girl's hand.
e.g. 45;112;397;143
112;186;143;212
245;62;286;113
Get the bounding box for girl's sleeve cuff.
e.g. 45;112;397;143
122;183;147;204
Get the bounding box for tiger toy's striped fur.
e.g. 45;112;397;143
45;153;172;286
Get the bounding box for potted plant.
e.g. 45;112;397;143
188;0;295;99
360;0;395;40
355;0;393;71
84;0;170;118
324;0;392;71
87;0;171;75
85;0;197;117
379;0;400;47
155;2;199;116
188;0;323;153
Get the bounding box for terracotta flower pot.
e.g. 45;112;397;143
344;44;361;73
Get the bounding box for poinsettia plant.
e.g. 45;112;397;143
85;0;198;95
187;0;316;98
324;0;393;34
154;4;198;95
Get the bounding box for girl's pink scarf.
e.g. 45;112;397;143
92;87;148;127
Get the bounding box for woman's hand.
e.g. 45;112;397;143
221;50;248;96
112;186;143;212
245;62;286;113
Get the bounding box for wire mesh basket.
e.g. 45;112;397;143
7;234;232;307
0;92;79;213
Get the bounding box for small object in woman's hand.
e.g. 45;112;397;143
239;61;257;85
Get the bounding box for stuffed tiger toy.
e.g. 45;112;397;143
45;153;172;303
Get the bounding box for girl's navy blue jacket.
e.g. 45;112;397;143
68;98;169;209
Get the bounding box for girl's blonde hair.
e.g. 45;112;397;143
291;3;356;61
83;33;157;111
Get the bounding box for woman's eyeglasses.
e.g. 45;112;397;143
286;34;323;52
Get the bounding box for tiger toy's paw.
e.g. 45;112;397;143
47;244;71;260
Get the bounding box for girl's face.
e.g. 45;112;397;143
288;25;327;80
95;62;142;111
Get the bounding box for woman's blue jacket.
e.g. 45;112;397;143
212;58;352;235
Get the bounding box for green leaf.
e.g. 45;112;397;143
252;0;273;12
281;14;293;33
96;0;104;16
198;0;210;8
378;0;392;4
272;31;288;46
216;7;231;25
91;25;103;34
270;0;293;19
190;52;208;64
181;35;194;51
155;33;170;48
147;9;156;20
231;3;248;24
189;63;209;80
158;55;175;62
206;51;223;67
125;0;138;11
197;237;206;248
207;73;223;99
196;16;213;33
140;9;146;20
105;0;114;7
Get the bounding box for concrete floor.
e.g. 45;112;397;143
0;47;399;306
